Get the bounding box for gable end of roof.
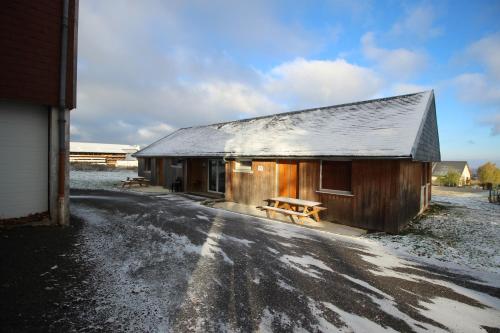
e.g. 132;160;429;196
411;91;441;162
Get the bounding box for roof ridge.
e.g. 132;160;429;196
178;90;431;131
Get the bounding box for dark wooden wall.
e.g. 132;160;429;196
298;159;429;233
226;159;276;206
227;158;428;233
0;0;78;108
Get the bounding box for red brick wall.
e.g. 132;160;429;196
0;0;78;109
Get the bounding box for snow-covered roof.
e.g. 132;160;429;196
135;91;440;161
432;161;469;176
70;142;140;154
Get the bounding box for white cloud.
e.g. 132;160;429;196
391;83;431;95
390;4;442;40
72;1;432;146
136;123;175;143
361;32;427;80
466;32;500;80
265;58;383;108
480;113;500;136
452;73;500;104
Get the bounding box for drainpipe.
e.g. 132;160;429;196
58;0;70;225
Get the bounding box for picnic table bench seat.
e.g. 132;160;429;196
261;206;309;217
261;197;327;223
121;178;150;188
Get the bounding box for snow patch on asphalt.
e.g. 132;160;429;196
417;297;500;332
322;301;398;332
279;255;333;279
195;214;210;221
200;237;234;265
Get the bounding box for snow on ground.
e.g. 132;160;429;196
70;190;500;332
365;187;500;275
70;169;136;190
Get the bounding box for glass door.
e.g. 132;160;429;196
208;159;225;193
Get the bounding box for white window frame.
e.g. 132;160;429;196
233;159;253;173
317;160;353;196
171;158;183;169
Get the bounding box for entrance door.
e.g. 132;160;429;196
156;158;164;185
208;159;225;193
278;160;298;198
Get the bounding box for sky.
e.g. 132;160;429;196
72;0;500;167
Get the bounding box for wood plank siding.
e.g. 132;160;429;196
225;160;276;206
138;156;431;232
227;159;431;233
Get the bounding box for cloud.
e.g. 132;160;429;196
391;83;431;95
466;32;500;80
136;123;175;143
480;113;500;136
452;73;500;104
73;1;429;146
390;4;442;40
361;32;427;80
265;58;382;108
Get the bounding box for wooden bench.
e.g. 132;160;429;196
261;205;308;223
121;178;150;188
261;197;327;223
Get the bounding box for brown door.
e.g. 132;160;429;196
156;158;164;185
278;160;298;198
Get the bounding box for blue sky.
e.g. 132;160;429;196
73;0;500;167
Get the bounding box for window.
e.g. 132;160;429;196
171;159;184;169
144;158;151;172
320;160;352;194
234;159;252;173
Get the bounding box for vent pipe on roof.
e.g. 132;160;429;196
57;0;70;225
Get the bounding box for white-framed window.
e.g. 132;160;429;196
171;158;183;169
234;159;252;173
318;160;352;195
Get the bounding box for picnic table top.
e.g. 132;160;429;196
267;197;322;207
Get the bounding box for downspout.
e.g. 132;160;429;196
58;0;70;225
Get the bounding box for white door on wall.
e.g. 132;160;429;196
0;102;49;219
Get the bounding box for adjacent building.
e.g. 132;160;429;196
135;91;441;233
432;161;471;186
70;142;140;167
0;0;79;225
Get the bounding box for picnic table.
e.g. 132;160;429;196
121;177;150;188
261;197;326;223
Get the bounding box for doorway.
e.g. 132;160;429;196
156;158;164;185
208;159;225;193
278;160;298;198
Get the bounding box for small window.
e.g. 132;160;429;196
320;160;352;193
144;158;151;172
171;159;183;169
234;159;252;173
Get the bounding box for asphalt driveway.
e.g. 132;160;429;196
1;189;499;332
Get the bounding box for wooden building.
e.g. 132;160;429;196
135;91;440;233
70;142;140;167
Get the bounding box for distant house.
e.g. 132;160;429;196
0;1;78;225
432;161;471;186
135;91;441;233
70;142;140;167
